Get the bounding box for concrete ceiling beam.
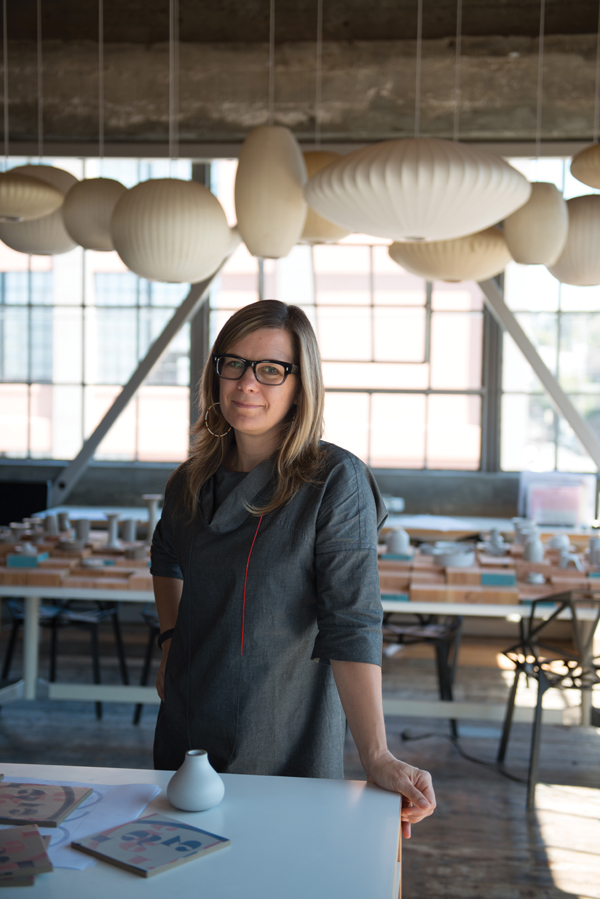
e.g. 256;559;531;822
2;35;600;145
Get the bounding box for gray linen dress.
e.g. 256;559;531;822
151;442;387;778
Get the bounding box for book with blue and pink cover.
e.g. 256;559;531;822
71;813;230;877
0;825;53;886
0;783;92;827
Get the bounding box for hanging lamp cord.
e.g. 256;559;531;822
593;0;600;144
37;0;43;160
268;0;275;125
535;0;545;162
168;0;179;167
414;0;423;140
314;0;323;148
3;0;8;165
98;0;104;161
453;0;462;142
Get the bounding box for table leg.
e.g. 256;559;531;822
23;596;40;701
581;690;592;727
397;822;402;899
579;618;596;727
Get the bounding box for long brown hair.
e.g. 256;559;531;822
175;299;326;516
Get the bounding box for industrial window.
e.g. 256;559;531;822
0;156;192;463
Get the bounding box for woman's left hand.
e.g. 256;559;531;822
365;751;436;839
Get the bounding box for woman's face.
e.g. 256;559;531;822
218;327;299;440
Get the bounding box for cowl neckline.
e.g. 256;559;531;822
199;458;274;534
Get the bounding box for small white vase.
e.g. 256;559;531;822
167;750;225;812
386;528;410;555
523;536;544;563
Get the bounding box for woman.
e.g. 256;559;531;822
151;299;435;837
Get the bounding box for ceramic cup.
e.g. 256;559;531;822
57;512;70;533
523;536;544;563
386;528;410;555
546;533;571;551
44;514;59;536
120;518;137;543
73;518;91;542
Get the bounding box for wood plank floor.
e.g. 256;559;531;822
0;618;598;898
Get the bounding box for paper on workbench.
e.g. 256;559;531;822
0;778;161;869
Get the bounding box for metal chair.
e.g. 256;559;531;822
2;598;129;720
382;613;463;737
133;603;160;725
497;590;600;809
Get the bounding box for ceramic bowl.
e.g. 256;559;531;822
546;533;570;550
433;548;476;568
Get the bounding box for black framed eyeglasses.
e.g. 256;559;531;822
212;353;299;386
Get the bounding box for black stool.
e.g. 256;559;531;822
133;603;160;725
2;598;129;720
382;613;463;737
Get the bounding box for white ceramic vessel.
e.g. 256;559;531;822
73;518;91;542
105;512;121;550
386;528;411;555
546;533;570;551
433;548;476;568
523;536;545;563
143;494;163;545
44;513;59;535
167;749;225;812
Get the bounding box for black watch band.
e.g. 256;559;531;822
157;628;175;649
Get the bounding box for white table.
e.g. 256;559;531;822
1;586;597;724
0;762;402;899
0;585;156;706
381;597;600;726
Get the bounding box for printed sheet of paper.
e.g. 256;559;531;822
72;813;230;877
0;780;161;870
0;784;92;827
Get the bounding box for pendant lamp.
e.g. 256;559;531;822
110;178;231;283
300;151;350;244
62;177;127;251
235;125;307;258
304;138;531;242
570;144;600;190
503;182;568;265
389;227;512;282
0;171;63;222
546;195;600;286
0;165;78;255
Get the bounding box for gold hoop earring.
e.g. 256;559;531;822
204;402;232;438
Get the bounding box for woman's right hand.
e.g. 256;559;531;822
156;641;171;701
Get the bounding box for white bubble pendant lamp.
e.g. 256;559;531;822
300;151;350;244
304;138;531;242
0;165;78;255
235;125;307;258
0;171;63;222
503;182;568;265
570;144;600;190
389;227;512;282
547;195;600;286
62;177;127;251
111;178;231;283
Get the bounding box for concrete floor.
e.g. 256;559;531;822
0;614;598;898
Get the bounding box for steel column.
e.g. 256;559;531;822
53;266;224;505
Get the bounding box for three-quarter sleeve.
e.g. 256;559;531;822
311;450;387;666
150;476;184;580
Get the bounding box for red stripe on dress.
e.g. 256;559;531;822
241;515;263;656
